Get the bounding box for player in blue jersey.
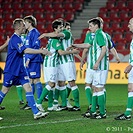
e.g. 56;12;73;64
0;18;51;120
21;15;44;110
0;36;9;120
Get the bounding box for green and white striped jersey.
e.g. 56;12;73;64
59;29;74;64
129;39;133;66
44;38;62;67
106;33;114;49
84;31;94;69
92;29;109;70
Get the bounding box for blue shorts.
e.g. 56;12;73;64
26;62;41;79
3;71;30;87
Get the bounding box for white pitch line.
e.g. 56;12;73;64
0;118;84;129
0;114;121;130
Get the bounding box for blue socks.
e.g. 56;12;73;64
26;92;39;114
0;91;6;103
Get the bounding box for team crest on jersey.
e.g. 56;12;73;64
56;43;60;47
17;43;23;50
25;40;29;45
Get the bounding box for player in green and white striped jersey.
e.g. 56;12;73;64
36;20;80;112
73;18;109;118
38;19;81;111
115;18;133;120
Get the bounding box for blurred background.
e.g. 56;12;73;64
0;0;132;62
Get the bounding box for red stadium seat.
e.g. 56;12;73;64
106;1;115;9
98;12;108;19
112;32;123;43
109;12;118;19
43;2;53;11
127;1;133;9
99;7;108;13
32;3;43;10
23;3;32;10
44;12;54;22
34;13;44;21
54;12;64;20
2;3;12;10
64;12;75;22
124;32;132;43
63;2;73;10
116;2;126;10
52;2;63;10
73;2;83;11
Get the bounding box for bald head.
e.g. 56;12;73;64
128;18;133;33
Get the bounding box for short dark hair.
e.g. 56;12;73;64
13;18;24;29
65;22;70;27
23;15;37;27
89;18;101;28
52;20;62;30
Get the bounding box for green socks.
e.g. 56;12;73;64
16;85;23;101
48;90;53;108
85;86;92;106
60;86;67;107
124;92;133;116
91;92;97;113
71;86;80;107
37;85;51;104
97;91;105;115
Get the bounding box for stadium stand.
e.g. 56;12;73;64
0;0;86;47
0;0;132;62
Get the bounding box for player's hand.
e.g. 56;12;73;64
80;60;85;70
124;64;132;73
116;57;120;63
42;48;52;56
4;36;10;46
72;49;80;54
93;63;99;70
25;59;30;68
66;46;73;51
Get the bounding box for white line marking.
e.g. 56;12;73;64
0;118;84;129
0;114;121;129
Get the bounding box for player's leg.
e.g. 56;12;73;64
115;69;133;120
16;85;24;105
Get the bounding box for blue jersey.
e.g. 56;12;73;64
25;28;43;63
4;33;27;76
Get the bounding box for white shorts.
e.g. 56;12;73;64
58;62;76;81
85;68;95;84
44;67;58;83
128;67;133;83
92;70;108;88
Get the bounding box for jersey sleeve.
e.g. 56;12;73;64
12;36;26;54
25;29;41;60
97;33;106;47
84;32;93;45
62;30;70;40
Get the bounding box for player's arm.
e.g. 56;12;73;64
24;48;52;56
72;43;91;49
110;47;120;63
93;46;107;70
38;32;64;39
0;36;9;52
80;48;88;70
58;49;80;56
74;54;82;62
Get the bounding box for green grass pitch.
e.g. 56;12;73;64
0;84;133;133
